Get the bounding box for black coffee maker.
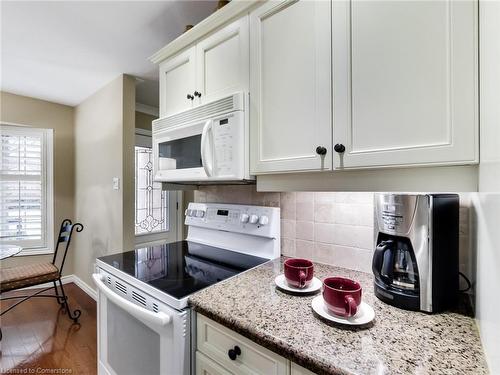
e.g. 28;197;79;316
372;194;459;313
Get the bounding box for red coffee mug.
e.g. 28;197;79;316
284;258;314;288
322;277;362;317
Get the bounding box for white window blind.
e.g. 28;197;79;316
0;124;54;254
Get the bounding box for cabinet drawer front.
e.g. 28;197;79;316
196;351;234;375
197;314;289;375
291;362;316;375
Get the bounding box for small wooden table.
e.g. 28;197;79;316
0;245;22;260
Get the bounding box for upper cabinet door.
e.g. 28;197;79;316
159;47;196;118
333;0;478;169
196;16;249;104
250;0;332;174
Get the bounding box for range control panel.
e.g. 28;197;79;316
185;203;280;239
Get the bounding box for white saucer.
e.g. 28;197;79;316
311;295;375;326
274;274;322;294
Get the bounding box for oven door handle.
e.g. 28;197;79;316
200;119;214;177
92;274;171;327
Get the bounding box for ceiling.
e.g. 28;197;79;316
0;1;217;107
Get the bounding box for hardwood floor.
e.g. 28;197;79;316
0;283;97;374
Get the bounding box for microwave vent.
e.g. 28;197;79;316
153;92;244;132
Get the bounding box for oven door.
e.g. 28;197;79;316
153;111;244;182
93;272;190;375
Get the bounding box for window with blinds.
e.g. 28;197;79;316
0;124;54;254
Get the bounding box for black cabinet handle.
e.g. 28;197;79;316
316;146;327;155
228;345;241;360
334;144;346;153
187;94;194;100
194;91;202;98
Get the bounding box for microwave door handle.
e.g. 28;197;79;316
201;119;214;177
92;274;171;327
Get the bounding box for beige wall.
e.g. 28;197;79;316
135;111;156;131
73;74;135;287
0;92;75;275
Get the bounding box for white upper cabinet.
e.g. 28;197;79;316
159;17;249;118
332;0;478;169
159;47;196;118
196;16;249;104
249;0;332;174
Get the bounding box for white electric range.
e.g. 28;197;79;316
94;203;280;375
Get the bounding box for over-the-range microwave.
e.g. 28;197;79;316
152;92;253;184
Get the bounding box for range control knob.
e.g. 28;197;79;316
249;214;259;224
258;216;269;226
195;210;205;218
240;214;250;223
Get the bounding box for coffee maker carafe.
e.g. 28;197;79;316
372;194;459;313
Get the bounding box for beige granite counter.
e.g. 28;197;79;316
189;258;488;375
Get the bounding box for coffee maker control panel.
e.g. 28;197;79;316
376;194;428;236
380;204;405;231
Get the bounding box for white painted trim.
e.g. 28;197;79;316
135;103;159;117
256;165;479;192
149;0;262;64
19;274;97;301
1;124;54;255
73;274;97;301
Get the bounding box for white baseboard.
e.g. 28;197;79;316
72;274;97;301
18;274;97;301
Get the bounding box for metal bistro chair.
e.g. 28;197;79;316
0;220;84;329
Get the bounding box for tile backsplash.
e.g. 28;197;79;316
194;186;471;281
194;186;374;273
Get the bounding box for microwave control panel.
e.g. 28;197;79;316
212;112;244;177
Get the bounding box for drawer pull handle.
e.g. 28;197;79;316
228;345;241;360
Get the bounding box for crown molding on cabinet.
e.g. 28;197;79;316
256;165;479;192
149;0;261;64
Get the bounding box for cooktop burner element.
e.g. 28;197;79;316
98;241;268;300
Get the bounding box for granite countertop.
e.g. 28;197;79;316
189;257;488;375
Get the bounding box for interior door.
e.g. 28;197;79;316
135;130;179;247
332;0;478;169
249;0;332;174
159;47;196;117
196;16;249;104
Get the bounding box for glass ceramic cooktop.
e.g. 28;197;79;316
98;241;268;300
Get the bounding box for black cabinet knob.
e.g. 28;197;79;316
316;146;327;155
334;144;346;153
194;91;202;98
228;345;241;360
187;94;194;100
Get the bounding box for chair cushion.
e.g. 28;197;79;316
1;262;59;292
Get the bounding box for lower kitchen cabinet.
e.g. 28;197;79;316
196;314;314;375
196;352;234;375
291;362;316;375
